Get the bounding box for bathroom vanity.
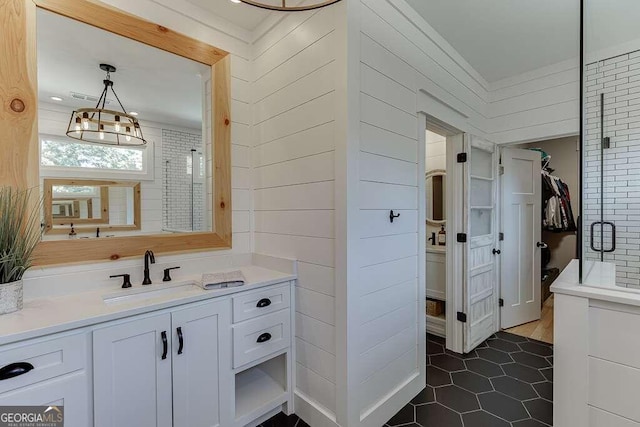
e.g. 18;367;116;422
0;256;296;427
552;260;640;427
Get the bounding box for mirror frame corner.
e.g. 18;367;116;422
1;0;232;266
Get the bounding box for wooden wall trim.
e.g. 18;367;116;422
0;0;233;265
33;0;228;65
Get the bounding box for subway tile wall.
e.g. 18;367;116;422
584;51;640;287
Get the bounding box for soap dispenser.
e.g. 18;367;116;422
69;223;77;239
438;225;446;246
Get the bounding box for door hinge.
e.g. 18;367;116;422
499;165;505;175
457;152;468;163
457;312;467;323
603;136;611;149
499;298;504;307
499;232;504;241
457;233;467;243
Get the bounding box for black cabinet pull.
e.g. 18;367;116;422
257;333;272;343
161;331;168;360
256;298;272;308
0;362;34;381
177;327;184;355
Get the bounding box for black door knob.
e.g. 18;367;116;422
492;249;501;255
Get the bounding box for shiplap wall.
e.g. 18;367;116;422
250;5;339;420
489;59;580;144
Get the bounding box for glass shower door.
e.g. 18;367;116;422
582;0;640;288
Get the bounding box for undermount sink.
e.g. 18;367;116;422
103;281;201;304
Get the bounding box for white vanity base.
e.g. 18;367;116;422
552;260;640;427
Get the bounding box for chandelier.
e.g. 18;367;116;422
235;0;342;11
66;64;146;146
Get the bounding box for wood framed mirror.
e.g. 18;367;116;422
426;169;446;225
0;0;231;265
43;178;141;235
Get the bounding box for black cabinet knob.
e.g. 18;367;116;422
257;333;272;343
256;298;272;308
0;362;34;381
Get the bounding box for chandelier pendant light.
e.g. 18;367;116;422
66;64;146;146
237;0;342;11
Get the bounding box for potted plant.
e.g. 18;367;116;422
0;187;42;314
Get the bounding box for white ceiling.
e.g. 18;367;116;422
405;0;580;83
37;9;209;130
186;0;272;31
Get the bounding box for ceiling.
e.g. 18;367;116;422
186;0;272;31
405;0;580;83
37;8;209;130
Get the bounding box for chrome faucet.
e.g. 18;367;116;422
143;250;155;285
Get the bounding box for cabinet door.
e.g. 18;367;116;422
172;300;231;427
93;313;172;427
0;371;89;427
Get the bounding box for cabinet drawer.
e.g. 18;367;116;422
233;310;290;368
232;283;290;323
0;333;87;394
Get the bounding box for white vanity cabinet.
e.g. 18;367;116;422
93;300;234;427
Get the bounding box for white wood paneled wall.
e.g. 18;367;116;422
250;5;339;421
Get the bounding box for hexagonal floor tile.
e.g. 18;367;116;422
416;403;463;427
476;347;513;364
502;363;544;383
487;338;520;353
465;358;504;378
511;352;551;369
446;349;478;360
541;367;553;381
410;386;435;405
491;376;537;400
495;331;528;343
533;381;553;401
478;391;529;422
386;404;415;426
427;340;444;355
427;366;451;387
435;385;480;413
451;371;492;393
428;334;446;345
431;354;466;372
462;410;511;427
512;419;548;427
519;341;553;357
524;398;553;426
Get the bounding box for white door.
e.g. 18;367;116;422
172;300;231;427
463;135;500;353
93;313;173;427
500;148;541;329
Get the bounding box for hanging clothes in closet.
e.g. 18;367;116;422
541;169;576;232
528;148;577;232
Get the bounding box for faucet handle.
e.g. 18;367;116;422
163;267;181;282
110;274;132;289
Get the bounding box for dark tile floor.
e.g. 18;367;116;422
263;332;553;427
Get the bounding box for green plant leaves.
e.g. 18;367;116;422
0;187;43;284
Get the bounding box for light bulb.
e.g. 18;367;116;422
74;117;81;134
114;116;121;132
99;124;105;140
82;112;89;130
126;127;132;142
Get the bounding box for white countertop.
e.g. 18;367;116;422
426;246;446;254
551;259;640;307
0;265;295;346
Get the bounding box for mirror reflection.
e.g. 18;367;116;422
426;170;446;224
37;9;212;240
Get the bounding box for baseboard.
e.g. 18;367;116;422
358;371;424;427
294;390;339;427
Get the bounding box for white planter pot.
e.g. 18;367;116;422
0;280;23;315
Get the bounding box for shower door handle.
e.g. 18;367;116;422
590;221;616;253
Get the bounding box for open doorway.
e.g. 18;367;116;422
500;136;580;344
